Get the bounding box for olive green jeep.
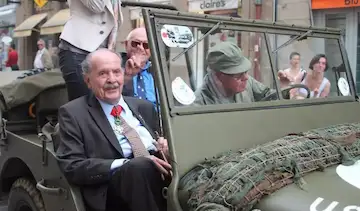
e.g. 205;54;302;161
0;3;359;211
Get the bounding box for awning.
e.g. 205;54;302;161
40;9;70;35
13;13;47;38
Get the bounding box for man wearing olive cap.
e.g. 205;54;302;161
194;42;272;105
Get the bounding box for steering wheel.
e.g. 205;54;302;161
260;84;311;101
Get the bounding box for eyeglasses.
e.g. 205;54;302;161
221;71;248;81
130;41;149;49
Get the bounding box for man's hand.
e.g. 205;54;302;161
278;71;289;82
155;137;169;157
147;155;172;176
153;137;172;179
124;53;148;78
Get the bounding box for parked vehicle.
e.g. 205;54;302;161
0;3;358;211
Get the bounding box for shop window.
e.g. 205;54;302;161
324;13;347;96
0;0;7;7
0;26;16;71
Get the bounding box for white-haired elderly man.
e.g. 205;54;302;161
121;27;157;109
56;48;171;211
34;39;53;70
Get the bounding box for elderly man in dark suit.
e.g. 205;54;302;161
55;48;172;211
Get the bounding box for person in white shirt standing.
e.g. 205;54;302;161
33;39;54;70
59;0;145;102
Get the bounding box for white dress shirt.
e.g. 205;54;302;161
34;49;44;69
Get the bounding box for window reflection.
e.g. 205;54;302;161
157;24;353;108
161;26;279;107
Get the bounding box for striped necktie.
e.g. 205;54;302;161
111;105;150;157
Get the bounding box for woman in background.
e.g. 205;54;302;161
278;52;306;88
291;54;331;99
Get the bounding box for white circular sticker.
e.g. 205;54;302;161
160;25;194;48
171;77;195;105
338;77;350;96
336;160;360;190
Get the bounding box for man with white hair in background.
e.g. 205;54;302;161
34;39;53;70
121;27;157;109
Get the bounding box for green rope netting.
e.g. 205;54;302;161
179;123;360;211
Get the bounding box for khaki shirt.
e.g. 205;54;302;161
194;71;273;105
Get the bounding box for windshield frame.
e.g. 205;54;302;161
142;8;357;116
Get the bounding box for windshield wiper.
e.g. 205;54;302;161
272;30;313;53
172;21;222;62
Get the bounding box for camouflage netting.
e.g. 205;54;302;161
179;122;360;211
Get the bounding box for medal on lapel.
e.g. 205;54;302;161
114;117;121;126
113;124;123;135
111;105;123;135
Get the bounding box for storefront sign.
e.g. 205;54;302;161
130;0;170;20
34;0;48;8
312;0;360;9
188;0;239;12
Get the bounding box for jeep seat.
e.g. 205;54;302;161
35;84;68;132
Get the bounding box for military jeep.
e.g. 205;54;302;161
0;4;359;211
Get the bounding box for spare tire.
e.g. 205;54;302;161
8;178;45;211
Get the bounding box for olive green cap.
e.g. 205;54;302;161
206;41;252;74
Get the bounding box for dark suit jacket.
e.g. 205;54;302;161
121;52;135;97
55;93;160;211
122;78;135;97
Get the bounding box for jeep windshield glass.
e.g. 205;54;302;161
272;30;312;53
150;15;354;111
154;24;280;107
267;33;353;99
172;21;222;62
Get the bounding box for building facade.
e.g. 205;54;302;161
14;0;134;70
0;0;18;71
10;0;360;94
14;0;66;69
12;0;188;70
186;0;276;87
311;0;360;93
185;0;360;94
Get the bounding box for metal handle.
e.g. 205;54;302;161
36;179;64;195
121;1;178;10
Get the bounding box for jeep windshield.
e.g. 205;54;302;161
142;9;360;211
143;10;356;114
